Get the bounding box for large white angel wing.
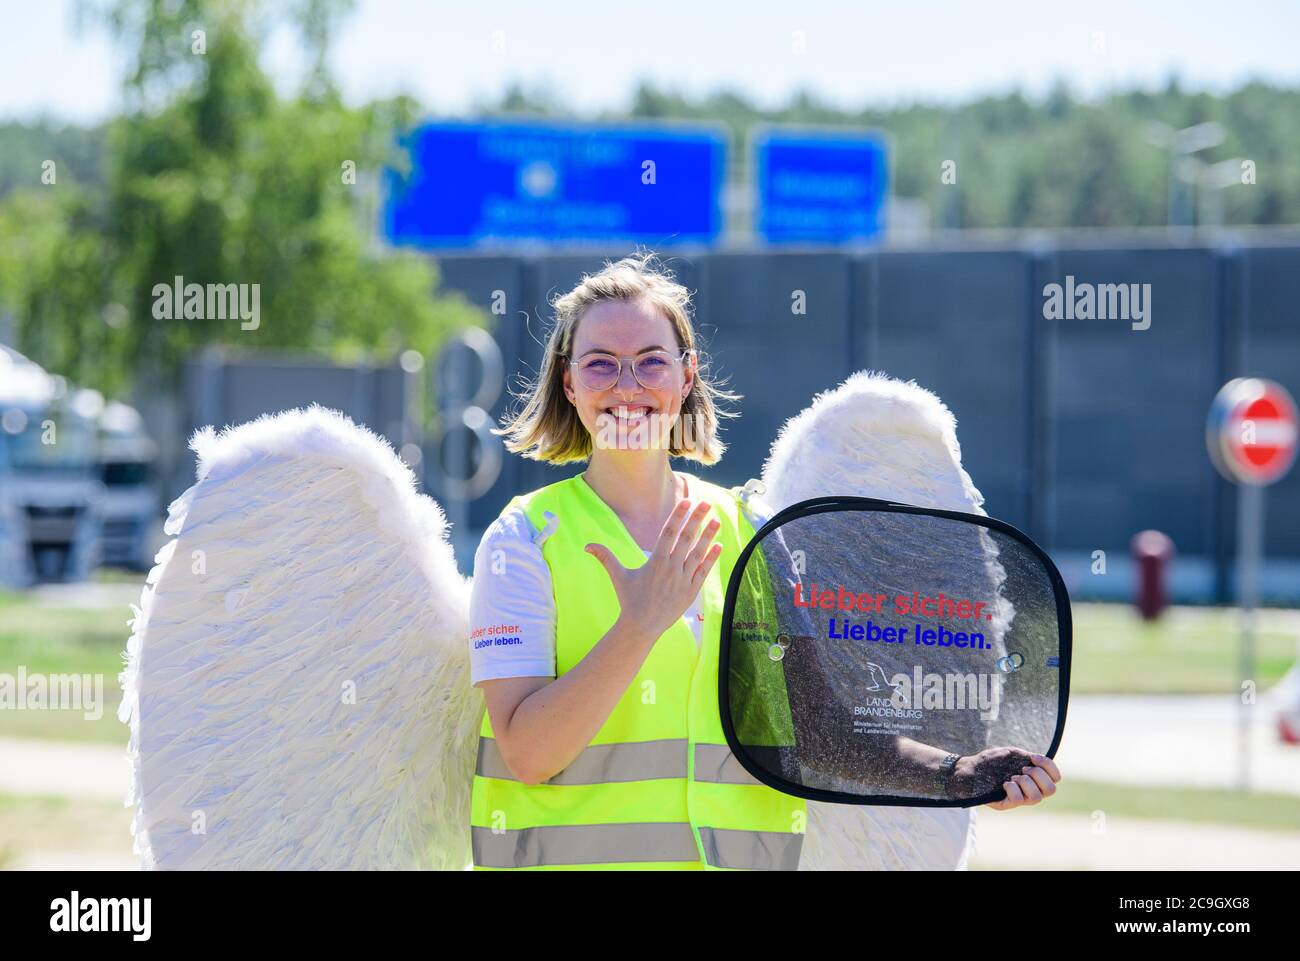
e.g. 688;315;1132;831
759;370;1005;871
118;404;481;869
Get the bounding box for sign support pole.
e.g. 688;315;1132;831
1207;376;1298;793
1235;482;1263;791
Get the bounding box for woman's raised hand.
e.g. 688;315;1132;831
585;499;723;641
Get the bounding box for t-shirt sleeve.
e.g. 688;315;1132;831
467;506;558;687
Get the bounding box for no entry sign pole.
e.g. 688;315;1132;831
1207;377;1299;791
1235;483;1261;790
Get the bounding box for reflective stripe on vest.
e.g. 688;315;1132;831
693;743;764;785
699;827;803;872
472;823;799;870
478;737;762;786
478;737;686;784
469;472;806;870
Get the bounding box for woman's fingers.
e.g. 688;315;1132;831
584;543;623;583
671;501;714;558
691;542;723;585
655;499;696;546
655;499;694;553
684;517;721;569
1021;765;1056;798
1030;754;1062;782
1012;773;1043;804
1001;779;1026;806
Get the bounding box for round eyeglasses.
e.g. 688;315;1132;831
566;348;693;392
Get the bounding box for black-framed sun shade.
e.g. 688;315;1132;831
720;496;1072;807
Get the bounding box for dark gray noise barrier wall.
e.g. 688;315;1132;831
432;239;1300;604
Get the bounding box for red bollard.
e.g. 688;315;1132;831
1130;530;1174;621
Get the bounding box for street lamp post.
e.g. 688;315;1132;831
1144;121;1226;228
1187;157;1247;229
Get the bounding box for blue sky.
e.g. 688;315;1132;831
4;0;1300;123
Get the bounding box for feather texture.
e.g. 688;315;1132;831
760;370;1006;871
118;404;480;869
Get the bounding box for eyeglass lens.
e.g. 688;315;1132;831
575;351;681;390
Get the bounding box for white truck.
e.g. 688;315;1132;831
0;345;158;587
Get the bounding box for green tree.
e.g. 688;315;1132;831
0;0;481;400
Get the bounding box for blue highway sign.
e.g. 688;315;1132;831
754;128;889;244
384;118;726;248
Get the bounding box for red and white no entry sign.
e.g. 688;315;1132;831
1206;377;1295;785
1207;377;1299;486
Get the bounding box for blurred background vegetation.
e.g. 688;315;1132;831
0;0;482;403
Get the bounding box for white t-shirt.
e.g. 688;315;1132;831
468;474;774;687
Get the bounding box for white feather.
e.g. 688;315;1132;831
760;370;1006;871
118;404;480;869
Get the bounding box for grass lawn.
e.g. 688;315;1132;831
1009;777;1300;833
0;792;135;870
1068;603;1299;694
0;588;134;744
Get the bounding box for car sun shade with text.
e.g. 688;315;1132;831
720;497;1071;807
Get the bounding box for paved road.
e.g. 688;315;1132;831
1055;690;1300;796
27;581;147;609
969;809;1300;870
0;736;130;802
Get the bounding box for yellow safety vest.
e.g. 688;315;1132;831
469;470;807;870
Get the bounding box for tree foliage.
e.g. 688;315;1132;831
0;0;480;399
596;76;1299;230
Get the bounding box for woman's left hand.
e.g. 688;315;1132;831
947;747;1062;809
985;753;1061;810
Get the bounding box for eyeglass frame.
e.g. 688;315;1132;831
563;347;696;392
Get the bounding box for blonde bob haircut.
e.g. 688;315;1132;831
493;250;741;465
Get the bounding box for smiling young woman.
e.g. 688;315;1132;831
465;250;809;870
463;251;1063;871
